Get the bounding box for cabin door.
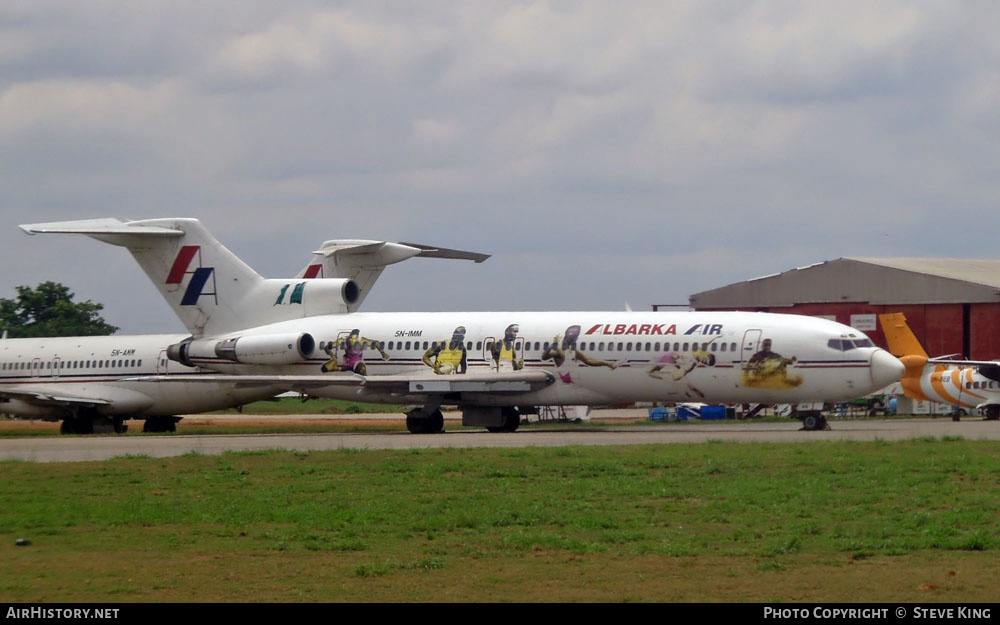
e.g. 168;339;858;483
483;336;524;372
740;330;763;365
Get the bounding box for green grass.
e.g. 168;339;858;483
1;439;998;602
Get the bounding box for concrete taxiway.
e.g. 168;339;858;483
1;417;997;463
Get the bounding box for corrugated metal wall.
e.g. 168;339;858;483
689;260;1000;359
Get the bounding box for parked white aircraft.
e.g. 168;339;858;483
21;218;904;432
2;224;485;434
879;312;1000;420
0;332;285;433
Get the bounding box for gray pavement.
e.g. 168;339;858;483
1;415;997;462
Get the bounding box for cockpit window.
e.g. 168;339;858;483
828;338;876;351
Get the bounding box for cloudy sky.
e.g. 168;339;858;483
2;1;998;334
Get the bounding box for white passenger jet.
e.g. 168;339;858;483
21;218;904;432
2;224;484;434
0;333;282;433
879;313;1000;420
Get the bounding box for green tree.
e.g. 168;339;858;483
0;282;118;338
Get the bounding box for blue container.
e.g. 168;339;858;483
700;405;726;420
648;406;669;421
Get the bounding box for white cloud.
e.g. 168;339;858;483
0;79;177;136
2;2;1000;332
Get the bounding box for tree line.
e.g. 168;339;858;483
0;282;117;338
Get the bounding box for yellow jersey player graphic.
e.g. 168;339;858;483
742;338;803;389
541;324;616;384
320;329;389;375
423;326;468;375
490;324;524;372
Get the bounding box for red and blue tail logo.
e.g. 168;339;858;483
167;246;217;306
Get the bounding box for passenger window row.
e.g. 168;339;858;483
0;359;142;371
319;339;739;356
968;380;998;390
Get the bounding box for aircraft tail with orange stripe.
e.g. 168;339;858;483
879;313;928;359
878;313;931;401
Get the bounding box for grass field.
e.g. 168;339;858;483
1;439;997;602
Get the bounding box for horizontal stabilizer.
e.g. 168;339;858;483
398;242;490;263
20;218;183;238
310;240;489;264
299;239;490;309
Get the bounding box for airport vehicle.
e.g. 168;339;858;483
21;218;904;432
0;332;283;433
879;312;1000;420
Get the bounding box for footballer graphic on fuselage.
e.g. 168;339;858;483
741;338;804;390
320;329;389;375
18;217;905;433
488;324;524;372
423;326;469;375
540;324;618;384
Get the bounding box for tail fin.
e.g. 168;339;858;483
878;313;928;358
21;218;358;337
878;313;934;401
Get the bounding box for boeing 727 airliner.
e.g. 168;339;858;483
20;218;904;432
0;333;282;433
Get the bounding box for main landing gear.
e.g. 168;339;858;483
405;407;445;434
59;412;129;435
142;416;180;433
403;405;524;433
486;407;521;433
798;412;830;431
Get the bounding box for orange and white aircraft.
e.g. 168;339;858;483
19;218;904;432
879;312;1000;420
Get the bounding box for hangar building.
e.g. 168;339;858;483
688;258;1000;360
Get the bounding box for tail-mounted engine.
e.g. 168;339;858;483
265;278;360;314
168;333;316;367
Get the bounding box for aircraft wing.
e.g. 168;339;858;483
123;370;555;395
0;384;117;407
1;383;159;413
927;358;1000;367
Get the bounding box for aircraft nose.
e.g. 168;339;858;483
870;349;905;389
